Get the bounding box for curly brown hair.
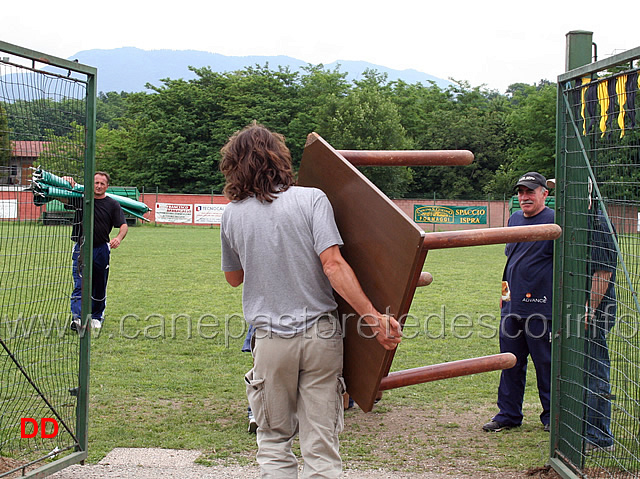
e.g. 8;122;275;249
220;123;295;202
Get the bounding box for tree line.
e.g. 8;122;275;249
3;64;558;199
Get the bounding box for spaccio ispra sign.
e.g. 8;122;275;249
413;205;487;225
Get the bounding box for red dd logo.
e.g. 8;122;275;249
20;418;59;438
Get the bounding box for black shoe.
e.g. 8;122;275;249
585;442;614;454
70;318;81;332
544;423;550;432
482;420;515;432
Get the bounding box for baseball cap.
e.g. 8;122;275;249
514;172;547;191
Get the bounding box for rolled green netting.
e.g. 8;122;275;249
32;186;83;206
104;193;151;221
33;169;83;192
28;168;151;221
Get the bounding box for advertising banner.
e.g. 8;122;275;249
0;200;17;219
414;205;487;224
194;203;228;225
155;203;193;223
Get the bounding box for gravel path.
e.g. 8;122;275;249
47;448;501;478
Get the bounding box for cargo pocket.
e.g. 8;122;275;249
245;368;269;428
335;376;346;434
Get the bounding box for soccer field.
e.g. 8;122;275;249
85;224;551;473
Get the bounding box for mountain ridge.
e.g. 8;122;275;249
68;47;452;93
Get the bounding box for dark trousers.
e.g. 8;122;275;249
584;306;616;447
493;316;552;427
71;242;111;321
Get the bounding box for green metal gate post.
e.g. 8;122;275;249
551;40;640;477
549;30;593;477
565;31;593;72
76;67;97;458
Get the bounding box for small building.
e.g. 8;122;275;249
5;141;50;186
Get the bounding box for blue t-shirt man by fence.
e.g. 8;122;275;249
484;172;555;433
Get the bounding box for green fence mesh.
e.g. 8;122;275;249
553;49;640;478
1;44;94;477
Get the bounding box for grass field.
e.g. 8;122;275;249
85;224;550;474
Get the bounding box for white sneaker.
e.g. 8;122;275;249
91;319;102;330
70;318;81;332
248;409;257;433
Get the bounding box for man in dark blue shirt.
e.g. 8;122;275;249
584;206;617;452
483;172;554;432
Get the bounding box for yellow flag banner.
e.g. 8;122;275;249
578;69;639;138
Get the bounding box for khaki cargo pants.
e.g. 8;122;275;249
245;315;345;478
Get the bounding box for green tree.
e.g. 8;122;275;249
397;81;513;199
97;91;130;129
85;63;558;200
95;125;132;185
505;82;557;177
118;79;223;192
207;64;304;162
482;165;522;198
482;82;556;197
0;103;11;164
316;71;414;198
5;99;85;140
288;64;350;162
38;122;85;177
0;102;11;185
102;64;308;192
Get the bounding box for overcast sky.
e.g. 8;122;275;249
3;0;638;93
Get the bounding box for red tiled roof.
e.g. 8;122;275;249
11;141;51;158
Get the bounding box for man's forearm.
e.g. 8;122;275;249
117;223;128;241
326;263;375;317
589;270;612;311
319;245;401;350
110;223;128;248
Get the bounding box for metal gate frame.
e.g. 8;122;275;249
0;40;95;478
550;32;640;478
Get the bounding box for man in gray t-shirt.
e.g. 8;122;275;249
219;124;401;478
221;185;342;334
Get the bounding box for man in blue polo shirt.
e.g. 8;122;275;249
483;172;554;433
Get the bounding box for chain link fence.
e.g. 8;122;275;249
1;41;95;477
551;36;640;478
